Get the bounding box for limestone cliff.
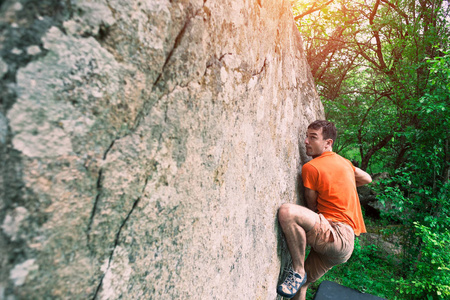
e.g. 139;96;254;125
0;0;323;299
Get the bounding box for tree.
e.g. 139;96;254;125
375;50;450;298
292;0;450;171
293;1;450;298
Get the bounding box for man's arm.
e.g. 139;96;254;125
304;187;319;212
355;167;372;187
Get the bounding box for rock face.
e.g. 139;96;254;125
0;0;323;299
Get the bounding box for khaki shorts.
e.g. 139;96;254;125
305;214;355;283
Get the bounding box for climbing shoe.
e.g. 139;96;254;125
277;268;307;298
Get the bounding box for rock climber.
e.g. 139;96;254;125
276;120;372;299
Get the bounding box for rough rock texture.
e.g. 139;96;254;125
0;0;323;299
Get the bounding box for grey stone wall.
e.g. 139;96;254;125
0;0;323;299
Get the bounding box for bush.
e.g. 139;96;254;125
307;236;398;300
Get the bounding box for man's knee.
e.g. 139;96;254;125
278;203;318;231
278;203;296;226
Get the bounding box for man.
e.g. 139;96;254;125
276;120;372;299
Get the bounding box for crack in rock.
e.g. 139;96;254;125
153;4;207;90
86;139;116;252
153;18;191;88
91;177;149;300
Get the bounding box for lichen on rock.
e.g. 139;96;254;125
1;0;323;299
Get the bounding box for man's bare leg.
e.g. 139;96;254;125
278;204;319;298
292;282;309;300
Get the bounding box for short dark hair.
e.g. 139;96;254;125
308;120;337;144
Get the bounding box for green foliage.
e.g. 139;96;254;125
306;237;398;300
404;222;450;299
371;49;450;299
376;179;450;299
292;1;450;299
293;0;450;170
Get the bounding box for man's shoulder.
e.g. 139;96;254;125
333;153;354;168
305;152;353;169
302;160;317;170
302;156;326;175
306;151;336;164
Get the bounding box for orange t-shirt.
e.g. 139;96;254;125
302;151;366;236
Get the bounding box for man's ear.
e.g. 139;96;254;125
326;139;333;148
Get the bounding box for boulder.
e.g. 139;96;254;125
0;0;323;299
